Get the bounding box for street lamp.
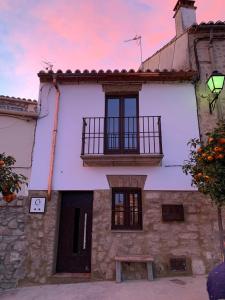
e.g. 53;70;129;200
206;71;225;114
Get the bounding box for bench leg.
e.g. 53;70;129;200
147;262;154;281
116;261;122;283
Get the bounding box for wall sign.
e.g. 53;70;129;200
30;197;46;213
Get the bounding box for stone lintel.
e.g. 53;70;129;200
106;175;147;188
102;83;142;93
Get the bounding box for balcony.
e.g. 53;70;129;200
81;116;163;166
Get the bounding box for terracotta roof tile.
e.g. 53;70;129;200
38;69;197;83
0;95;37;103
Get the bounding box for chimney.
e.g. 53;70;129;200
173;0;197;36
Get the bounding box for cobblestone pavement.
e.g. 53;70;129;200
0;276;208;300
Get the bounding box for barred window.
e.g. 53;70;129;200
112;188;142;230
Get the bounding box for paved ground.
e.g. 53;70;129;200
0;276;209;300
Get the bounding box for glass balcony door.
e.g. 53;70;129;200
105;95;139;154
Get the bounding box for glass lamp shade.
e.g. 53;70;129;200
207;71;225;94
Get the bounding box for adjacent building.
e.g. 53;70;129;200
142;0;225;135
0;95;38;289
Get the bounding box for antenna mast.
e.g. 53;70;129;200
124;35;143;69
42;61;54;71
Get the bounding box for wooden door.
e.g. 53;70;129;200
56;192;93;273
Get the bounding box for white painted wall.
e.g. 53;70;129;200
30;82;199;191
0;114;36;196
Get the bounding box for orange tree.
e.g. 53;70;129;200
0;153;27;202
182;122;225;261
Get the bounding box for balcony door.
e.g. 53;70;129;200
105;95;139;154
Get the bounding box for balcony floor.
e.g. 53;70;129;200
80;154;163;167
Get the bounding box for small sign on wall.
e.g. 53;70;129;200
30;197;46;213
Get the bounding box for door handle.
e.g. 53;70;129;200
83;213;87;250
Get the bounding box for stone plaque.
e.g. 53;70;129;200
30;197;46;213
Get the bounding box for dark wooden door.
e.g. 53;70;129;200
56;192;93;273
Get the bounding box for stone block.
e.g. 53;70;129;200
8;219;18;229
0;282;16;290
179;233;198;240
191;259;206;275
10;252;20;262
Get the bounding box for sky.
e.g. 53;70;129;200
0;0;224;100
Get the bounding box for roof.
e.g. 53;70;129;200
142;21;225;65
38;69;197;83
0;95;38;118
0;95;37;103
189;21;225;32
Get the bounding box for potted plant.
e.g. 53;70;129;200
0;153;27;203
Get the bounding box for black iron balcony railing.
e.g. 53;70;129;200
81;116;163;156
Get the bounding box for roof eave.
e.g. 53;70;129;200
38;70;197;84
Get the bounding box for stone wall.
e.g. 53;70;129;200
19;191;60;286
1;189;224;288
188;34;225;138
92;190;224;281
0;196;27;290
0;191;60;289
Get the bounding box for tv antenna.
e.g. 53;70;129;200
124;35;143;69
42;61;54;71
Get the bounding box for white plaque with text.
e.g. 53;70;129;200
30;197;46;213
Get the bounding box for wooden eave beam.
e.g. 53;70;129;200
38;71;197;84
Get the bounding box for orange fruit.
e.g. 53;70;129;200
202;153;207;158
204;176;210;181
197;147;203;153
207;156;214;161
218;138;225;144
0;160;4;167
208;137;214;143
218;154;224;159
214;146;223;152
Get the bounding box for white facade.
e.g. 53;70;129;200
30;81;199;191
0;96;37;197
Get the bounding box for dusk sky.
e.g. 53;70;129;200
0;0;224;100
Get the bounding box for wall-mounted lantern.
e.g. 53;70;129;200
206;71;225;114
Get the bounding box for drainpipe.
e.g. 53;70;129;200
47;75;60;201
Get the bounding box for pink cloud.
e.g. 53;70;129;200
1;0;225;99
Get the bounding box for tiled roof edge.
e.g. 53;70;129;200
38;68;196;76
0;95;37;104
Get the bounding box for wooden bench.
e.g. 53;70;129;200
115;255;154;283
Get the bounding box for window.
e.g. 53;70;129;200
170;257;187;272
162;204;184;222
105;95;139;154
111;188;142;230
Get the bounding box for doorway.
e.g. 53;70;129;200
56;191;93;273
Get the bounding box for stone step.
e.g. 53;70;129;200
47;273;92;285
